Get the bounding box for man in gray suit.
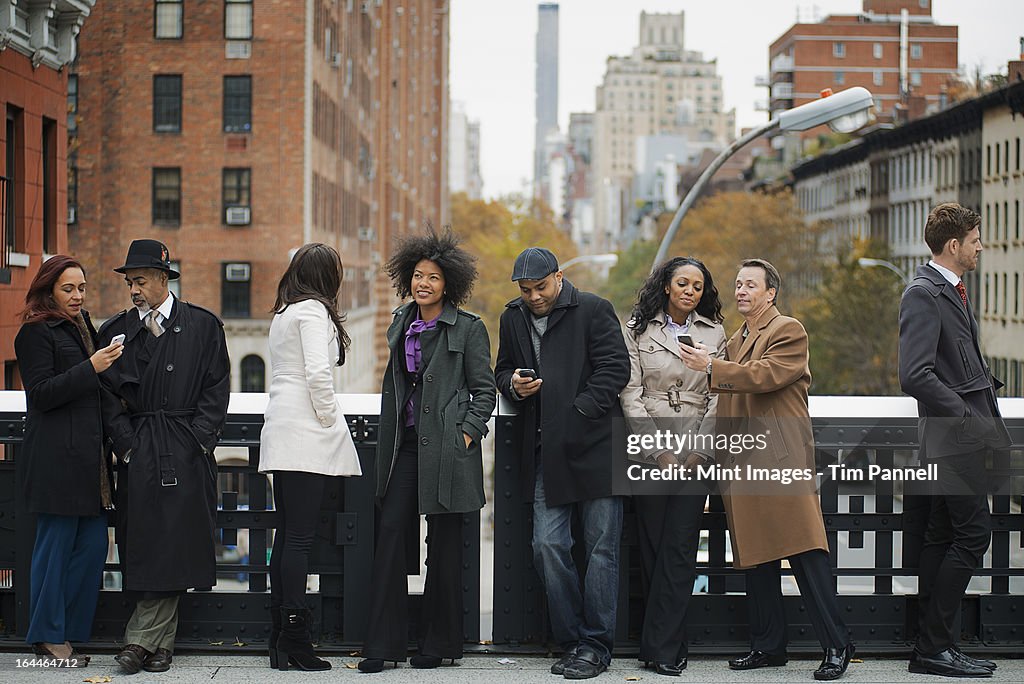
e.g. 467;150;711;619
898;202;1010;678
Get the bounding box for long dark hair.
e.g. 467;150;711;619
19;255;88;323
383;224;477;306
272;243;350;366
628;256;723;338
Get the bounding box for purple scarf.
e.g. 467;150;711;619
403;312;439;426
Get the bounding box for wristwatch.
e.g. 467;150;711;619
705;359;713;377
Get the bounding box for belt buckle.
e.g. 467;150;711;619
668;387;683;413
161;477;178;487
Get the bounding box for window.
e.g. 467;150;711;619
42;118;56;254
873;71;884;86
910;71;921;87
221;262;251;318
168;260;181;298
155;0;183;39
834;71;845;85
223;76;252;132
152;168;181;225
873;43;883;59
153;75;182;132
225;0;253;40
240;355;265;392
833;42;845;58
67;75;78;133
910;44;922;59
222;168;251;223
5;108;20;253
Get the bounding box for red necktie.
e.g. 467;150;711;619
956;281;968;308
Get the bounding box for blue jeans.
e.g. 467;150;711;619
532;463;623;664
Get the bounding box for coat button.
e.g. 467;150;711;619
173;325;181;333
423;406;430;413
420;437;429;446
648;345;654;351
166;364;174;371
425;374;434;382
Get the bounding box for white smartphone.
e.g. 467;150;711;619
111;333;126;346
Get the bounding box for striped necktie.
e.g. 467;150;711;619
145;310;164;338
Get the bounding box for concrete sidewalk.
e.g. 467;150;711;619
0;653;1021;683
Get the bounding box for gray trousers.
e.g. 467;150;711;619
124;596;180;652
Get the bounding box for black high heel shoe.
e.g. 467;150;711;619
357;658;400;673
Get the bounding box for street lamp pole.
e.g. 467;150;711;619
651;87;875;272
857;257;910;285
560;253;619;271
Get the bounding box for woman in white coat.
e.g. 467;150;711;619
259;243;361;671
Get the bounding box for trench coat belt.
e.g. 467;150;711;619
642;388;705;413
135;408;196;487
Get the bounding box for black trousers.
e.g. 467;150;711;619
362;434;464;661
270;470;328;610
634;492;707;663
745;549;849;654
916;450;991;655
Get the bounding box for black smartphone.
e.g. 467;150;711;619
519;368;538;380
677;334;695;347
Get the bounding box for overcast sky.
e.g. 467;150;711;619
449;1;1024;199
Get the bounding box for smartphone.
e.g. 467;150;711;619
518;368;538;380
676;334;695;347
111;333;126;346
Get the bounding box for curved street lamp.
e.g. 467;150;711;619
651;87;876;272
560;253;619;271
857;257;910;285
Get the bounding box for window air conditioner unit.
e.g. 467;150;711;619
225;206;251;225
225;263;251;282
225;41;252;60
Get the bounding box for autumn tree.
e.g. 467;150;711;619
449;193;576;359
796;240;903;395
603;190;823;328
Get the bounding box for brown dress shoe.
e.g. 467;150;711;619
143;648;173;672
114;644;151;674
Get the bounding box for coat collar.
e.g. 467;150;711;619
918;264;971;323
730;305;781;362
387;300;459;350
641;310;718;358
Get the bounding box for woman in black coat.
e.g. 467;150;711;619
14;255;123;666
358;228;496;673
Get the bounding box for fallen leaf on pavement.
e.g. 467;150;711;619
83;677;112;683
497;658;516;665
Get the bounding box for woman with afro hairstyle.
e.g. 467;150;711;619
619;256;726;675
359;227;496;673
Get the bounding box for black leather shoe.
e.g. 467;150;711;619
909;648;992;678
143;648;173;673
728;650;788;670
114;644;151;675
814;644;854;681
357;658;399;673
551;646;579;675
653;659;687;676
951;646;996;671
410;655;456;668
563;647;607;680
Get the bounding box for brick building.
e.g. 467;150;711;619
0;0;94;388
71;0;448;394
768;0;959;135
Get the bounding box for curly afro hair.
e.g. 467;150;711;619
384;225;478;307
628;256;724;338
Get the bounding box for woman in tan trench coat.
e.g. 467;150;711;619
680;258;854;681
620;257;726;676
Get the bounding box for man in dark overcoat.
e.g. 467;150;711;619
899;203;1010;677
97;240;230;674
495;247;630;680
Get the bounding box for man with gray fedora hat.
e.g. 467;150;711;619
495;247;630;679
98;239;230;674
